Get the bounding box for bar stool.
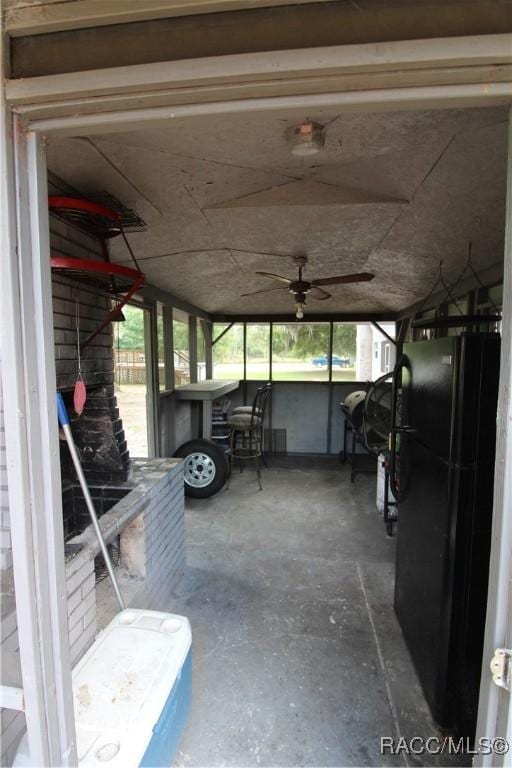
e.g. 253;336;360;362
227;383;271;490
231;382;270;417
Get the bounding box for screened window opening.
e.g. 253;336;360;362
173;315;190;386
212;323;244;380
246;324;270;381
336;322;396;381
197;320;206;381
271;323;330;381
156;303;166;391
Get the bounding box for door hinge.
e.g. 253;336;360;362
490;648;512;692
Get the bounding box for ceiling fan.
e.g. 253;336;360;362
241;255;375;319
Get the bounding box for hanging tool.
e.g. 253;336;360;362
73;293;87;416
57;393;125;610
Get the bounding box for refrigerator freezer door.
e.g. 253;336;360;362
401;337;457;459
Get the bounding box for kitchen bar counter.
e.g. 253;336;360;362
174;379;239;438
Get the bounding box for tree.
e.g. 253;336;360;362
119;313;358;361
116;305;145;349
212;322;357;362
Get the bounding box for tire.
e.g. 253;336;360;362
173;439;228;498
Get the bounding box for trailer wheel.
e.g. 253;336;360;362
173;439;228;498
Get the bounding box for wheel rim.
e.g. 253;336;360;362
183;451;217;488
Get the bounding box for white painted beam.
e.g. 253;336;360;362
7;34;512;105
19;82;512;138
9;63;512;131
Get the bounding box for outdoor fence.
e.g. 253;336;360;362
114;349;191;386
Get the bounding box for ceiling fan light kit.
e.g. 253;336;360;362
286;120;325;157
294;292;307;320
240;254;375;320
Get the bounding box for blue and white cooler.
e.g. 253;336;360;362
14;609;192;767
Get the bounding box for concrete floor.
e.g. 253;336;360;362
98;457;467;767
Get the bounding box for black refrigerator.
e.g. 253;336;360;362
394;333;500;738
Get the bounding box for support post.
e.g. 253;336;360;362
243;322;247;381
327;321;334;454
269;322;273;383
189;314;198;384
144;304;159;456
202;319;213;379
163;305;174;391
268;323;273;452
1;119;77;765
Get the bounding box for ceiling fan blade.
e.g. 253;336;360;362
311;286;332;301
255;271;292;285
240;286;288;297
311;271;375;287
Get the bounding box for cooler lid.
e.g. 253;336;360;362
73;609;191;764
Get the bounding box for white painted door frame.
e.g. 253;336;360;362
1;114;78;764
474;112;512;768
2;34;511;765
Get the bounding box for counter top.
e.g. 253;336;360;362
173;379;239;401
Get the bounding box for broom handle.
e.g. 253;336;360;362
57;394;125;611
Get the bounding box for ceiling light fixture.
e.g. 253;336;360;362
294;290;307;320
286;120;325;157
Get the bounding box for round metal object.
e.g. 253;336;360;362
174;438;228;497
342;390;367;428
183;451;217;488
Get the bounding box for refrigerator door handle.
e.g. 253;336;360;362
390;355;411;501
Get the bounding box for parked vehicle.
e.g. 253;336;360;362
311;354;351;368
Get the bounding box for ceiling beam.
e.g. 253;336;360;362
6;0;512;70
8;33;512;105
18;81;512;138
211;312;397;322
4;0;327;38
7;33;511;135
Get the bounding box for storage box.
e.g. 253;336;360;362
14;609;191;767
